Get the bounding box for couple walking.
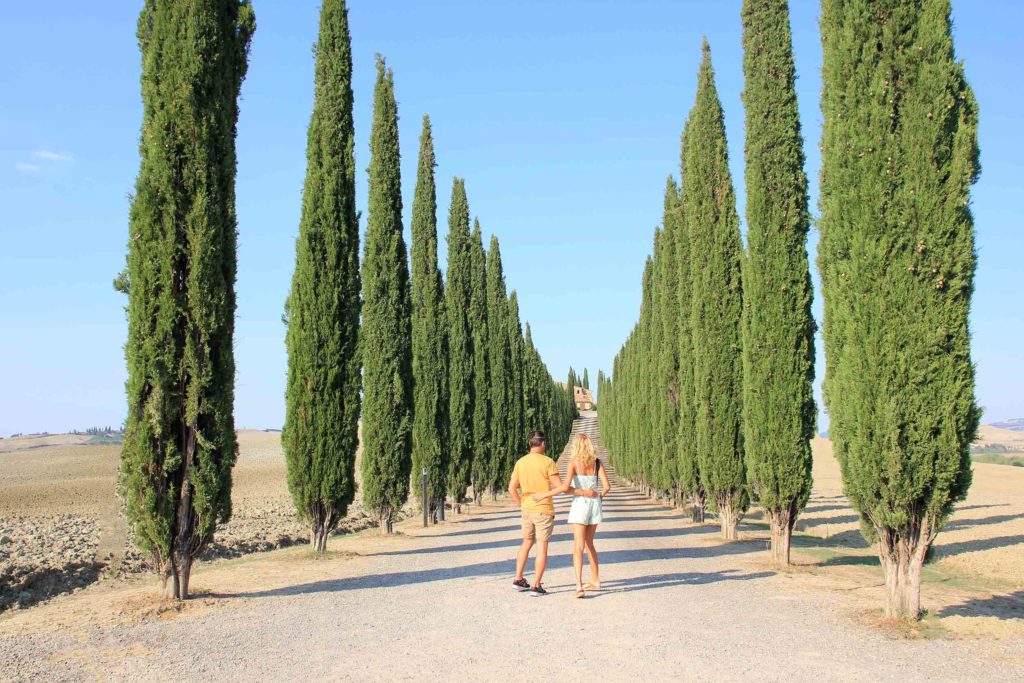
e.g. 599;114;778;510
508;430;611;598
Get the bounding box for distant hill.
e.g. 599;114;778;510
975;424;1024;455
990;418;1024;432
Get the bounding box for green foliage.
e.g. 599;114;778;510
505;291;527;463
444;179;474;502
410;115;449;514
685;41;747;526
485;236;512;495
360;56;413;532
283;0;361;549
655;180;681;493
819;0;979;616
582;368;589;390
469;220;491;500
740;0;816;542
120;0;254;598
674;128;700;504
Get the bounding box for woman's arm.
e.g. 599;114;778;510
531;461;575;501
599;463;611;498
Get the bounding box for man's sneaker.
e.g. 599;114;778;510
512;578;530;591
529;584;548;597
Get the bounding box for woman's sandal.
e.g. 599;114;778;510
575;586;586;599
585;582;601;591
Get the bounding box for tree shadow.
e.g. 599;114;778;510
815;554;878;568
0;561;106;613
585;568;774;595
798;514;861;529
802;503;852;514
938;591;1024;621
957;503;1009;512
932;534;1024;557
372;524;718;557
944;512;1024;532
794;529;870;551
442;523;521;538
223;543;759;599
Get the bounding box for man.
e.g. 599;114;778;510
508;429;595;595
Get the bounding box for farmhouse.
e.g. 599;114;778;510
574;385;594;411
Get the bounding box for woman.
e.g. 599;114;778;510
533;433;611;598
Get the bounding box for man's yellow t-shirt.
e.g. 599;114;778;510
512;452;558;515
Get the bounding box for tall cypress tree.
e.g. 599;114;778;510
685;40;747;539
740;0;816;566
486;235;512;497
360;56;413;534
819;0;979;619
506;291;526;463
120;0;255;599
582;368;590;390
468;219;491;503
675;120;704;522
445;179;474;509
410;115;448;519
283;0;360;553
656;179;681;499
638;256;658;492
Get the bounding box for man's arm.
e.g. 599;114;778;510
508;473;522;507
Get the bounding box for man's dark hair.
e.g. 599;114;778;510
528;430;547;449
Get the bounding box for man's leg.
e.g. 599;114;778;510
515;537;533;582
533;515;555;587
533;539;549;587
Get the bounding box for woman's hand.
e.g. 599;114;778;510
531;493;545;502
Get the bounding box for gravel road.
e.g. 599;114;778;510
2;469;1022;682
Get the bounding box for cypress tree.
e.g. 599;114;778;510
740;0;816;566
656;179;681;499
685;40;747;539
120;0;255;599
486;235;512;497
469;219;491;504
410;115;449;519
566;367;577;418
283;0;360;553
506;291;526;463
819;0;979;619
360;56;413;534
635;257;656;491
582;368;590;390
676;120;704;523
445;179;474;509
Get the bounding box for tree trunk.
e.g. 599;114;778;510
877;522;930;620
767;509;794;566
176;559;191;599
718;500;738;540
380;509;394;534
161;561;180;600
690;490;705;524
312;526;329;553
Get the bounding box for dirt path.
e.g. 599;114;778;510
2;465;1023;682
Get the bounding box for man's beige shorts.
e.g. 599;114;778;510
521;512;555;542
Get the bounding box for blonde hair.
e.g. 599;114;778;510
570;433;595;471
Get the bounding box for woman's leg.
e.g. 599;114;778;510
572;524;586;590
585;524;600;587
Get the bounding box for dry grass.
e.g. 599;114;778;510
0;430;290;520
754;438;1024;638
799;437;1024;589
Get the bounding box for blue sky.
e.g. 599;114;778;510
1;1;1021;435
